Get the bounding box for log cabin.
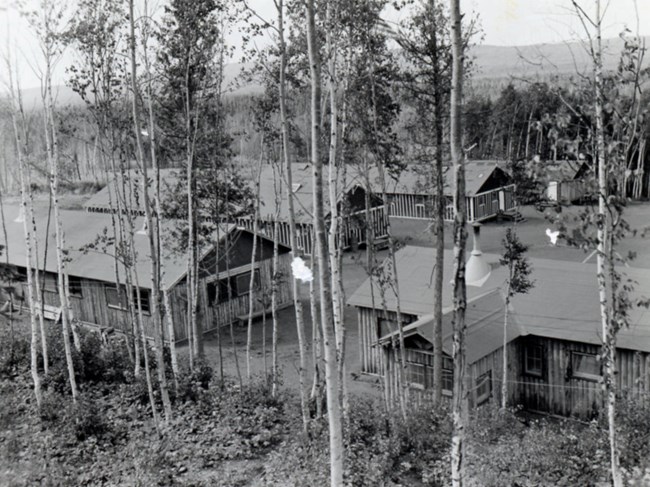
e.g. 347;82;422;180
1;205;292;343
366;160;517;222
347;225;650;418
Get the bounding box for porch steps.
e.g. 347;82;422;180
499;210;526;223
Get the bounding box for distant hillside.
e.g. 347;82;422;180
9;35;648;107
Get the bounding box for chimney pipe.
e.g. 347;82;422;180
466;223;491;287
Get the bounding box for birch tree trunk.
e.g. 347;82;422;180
128;0;172;421
501;291;510;409
592;1;622;484
450;0;469;484
9;69;42;408
431;0;445;404
277;0;310;432
40;26;79;401
305;0;344;483
246;150;264;382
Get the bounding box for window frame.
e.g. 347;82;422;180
406;361;426;390
571;351;601;382
235;269;261;297
475;371;492;405
105;284;151;315
68;275;83;298
523;343;544;378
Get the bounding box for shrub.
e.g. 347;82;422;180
176;358;213;403
68;397;110;442
0;329;30;379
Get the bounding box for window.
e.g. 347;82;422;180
524;343;544;377
105;285;124;310
105;284;150;315
475;371;492;405
442;357;454;396
212;269;261;302
407;362;426;390
571;352;600;381
235;270;261;296
415;203;426;219
68;275;83;298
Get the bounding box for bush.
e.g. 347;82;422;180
0;329;30;379
176;358;213;403
61;396;112;442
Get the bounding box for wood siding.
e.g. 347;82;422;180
168;252;293;342
382;341;520;409
12;250;293;344
517;337;650;418
236;205;389;255
357;307;418;376
387;185;516;222
375;333;650;418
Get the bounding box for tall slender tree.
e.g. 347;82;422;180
305;0;344;483
449;0;468;484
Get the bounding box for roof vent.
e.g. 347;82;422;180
14;206;25;223
466;223;491;287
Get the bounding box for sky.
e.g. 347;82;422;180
1;0;649;91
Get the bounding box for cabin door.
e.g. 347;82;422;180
547;181;559;201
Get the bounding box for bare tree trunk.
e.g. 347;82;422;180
142;7;180;392
450;0;469;484
128;0;172;421
431;0;445;404
592;1;622;484
163;288;180;392
8;65;42;408
367;54;409;416
501;291;510;409
305;0;344;483
41;33;79;402
277;0;310;432
246;149;264;382
271;217;280;397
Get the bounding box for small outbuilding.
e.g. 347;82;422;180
543;159;592;203
367;160;516;222
347;226;650;418
1;205;293;343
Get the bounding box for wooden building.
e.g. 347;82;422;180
2;205;292;343
347;228;650;418
85;165;389;255
544;159;592;203
366;160;516;222
235;163;389;255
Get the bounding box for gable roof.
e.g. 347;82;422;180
83;169;181;215
366;160;511;197
347;246;507;316
542;160;591;182
363;245;650;358
252;163;376;224
83;164;376;225
0;204;267;291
